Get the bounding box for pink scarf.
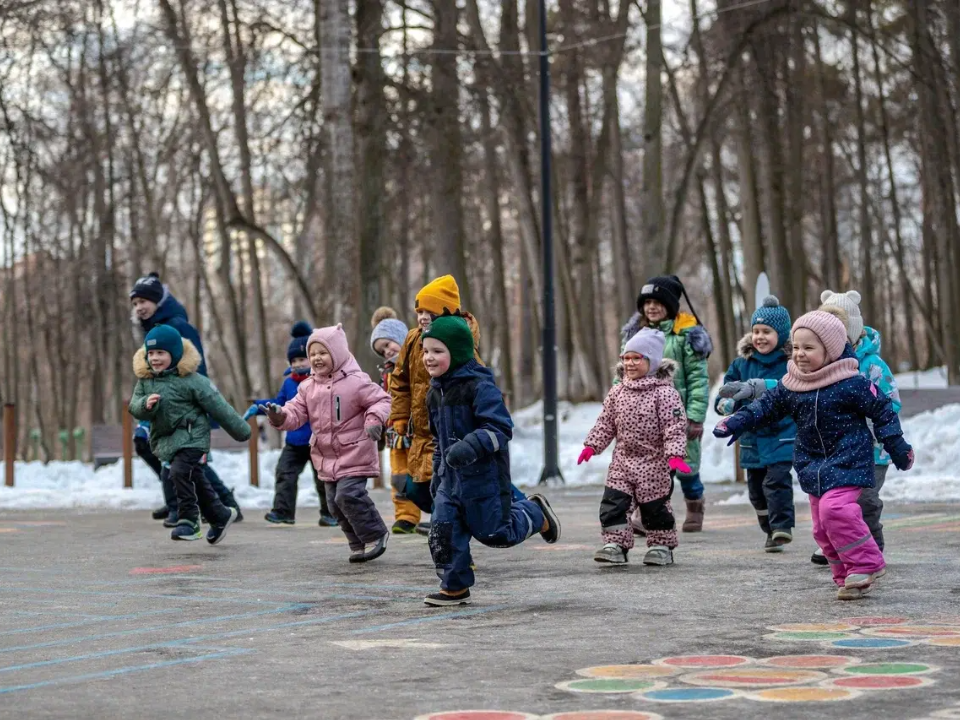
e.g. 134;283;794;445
782;358;859;392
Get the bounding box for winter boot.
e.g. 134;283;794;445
171;520;202;541
392;520;417;534
811;547;829;566
319;514;338;527
424;589;471;607
352;533;388;563
594;543;628;565
265;511;295;525
152;506;169;521
837;585;871;601
643;545;674;566
772;529;793;546
845;569;885;590
764;535;784;553
162;510;180;529
206;508;239;545
682;499;704;532
415;522;431;536
529;494;561;543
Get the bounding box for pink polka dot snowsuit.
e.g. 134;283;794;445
585;361;688;551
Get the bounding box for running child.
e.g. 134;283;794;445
422;315;560;606
579;328;688;566
129;325;250;543
714;312;913;600
266;324;392;563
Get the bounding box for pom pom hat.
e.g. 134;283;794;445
369;307;409;357
130;272;164;304
751;295;792;349
287;321;313;362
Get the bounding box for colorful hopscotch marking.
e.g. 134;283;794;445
825;675;934;690
130;565;202;575
837;662;937;676
747;687;861;703
540;711;664;720
924;637;960;647
555;679;666;694
414;712;539;720
772;623;861;633
653;655;752;668
828;637;915;650
863;625;960;638
637;687;743;703
679;668;826;688
576;665;678;679
842;616;910;626
765;631;855;642
760;654;858;669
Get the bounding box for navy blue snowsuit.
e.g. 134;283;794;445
426;361;544;593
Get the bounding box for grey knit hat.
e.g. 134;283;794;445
370;307;409;359
622;328;666;376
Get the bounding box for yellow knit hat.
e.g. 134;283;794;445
415;275;461;316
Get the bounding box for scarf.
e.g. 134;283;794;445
782;358;860;392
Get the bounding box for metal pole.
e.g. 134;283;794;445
3;404;15;487
538;0;563;485
122;402;133;489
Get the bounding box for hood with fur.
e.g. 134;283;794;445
133;339;202;379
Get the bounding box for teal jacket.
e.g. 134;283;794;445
855;327;902;465
128;340;251;463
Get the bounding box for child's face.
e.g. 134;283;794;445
621;352;650;380
752;324;778;355
147;349;172;372
132;297;158;321
290;357;310;374
417;310;436;331
422;338;451;377
309;343;333;375
643;300;668;324
374;338;402;360
792;329;827;373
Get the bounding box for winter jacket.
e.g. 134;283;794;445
134;287;209;377
854;327;902;465
725;373;907;497
426;360;513;498
274;326;391;481
390;313;482;482
128;340;251;463
716;335;796;469
253;369;312;446
586;361;688;486
619;311;712;423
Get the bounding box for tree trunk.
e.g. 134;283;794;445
642;0;665;273
733;67;764;301
812;20;840;291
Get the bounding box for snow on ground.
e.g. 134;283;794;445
895;365;948;389
3;386;960;509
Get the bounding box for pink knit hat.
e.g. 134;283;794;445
791;311;848;362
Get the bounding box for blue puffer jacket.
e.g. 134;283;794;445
855;327;902;465
140;287;208;377
725;372;909;497
717;335;795;468
426;361;513;497
254;369;312;446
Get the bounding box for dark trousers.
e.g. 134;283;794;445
272;444;331;519
134;436;163;479
162;460;238;513
170;448;231;526
746;462;795;535
858;464;888;551
324;477;388;551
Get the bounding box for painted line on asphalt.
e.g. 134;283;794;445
0;608;183;636
350;605;509;634
0;585;292;607
0;648;254;695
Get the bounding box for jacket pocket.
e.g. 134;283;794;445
339;428;368;446
457;460;499;499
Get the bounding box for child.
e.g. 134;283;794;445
579;328;688;566
266;324;392;563
129;325;250;543
716;297;797;553
714;312;913;601
422;315;560;606
817;290;901;561
244;321;337;527
620;275;712;532
390;276;482;536
370;307;422;534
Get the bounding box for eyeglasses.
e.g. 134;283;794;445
620;355;648;365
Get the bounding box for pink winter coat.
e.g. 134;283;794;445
585;361;688;487
272;325;391;481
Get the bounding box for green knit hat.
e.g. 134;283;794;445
422;315;474;371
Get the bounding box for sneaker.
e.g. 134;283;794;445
162;511;179;529
643;545;674;566
360;533;389;562
415;522;431;536
424;590;471;607
392;520;417;534
838;585;872;601
772;529;793;545
349;549;365;562
528;493;561;543
845;570;885;589
594;543;628;564
171;520;202;541
319;514;339;527
265;511;295;525
764;535;784;554
152;506;169;520
206;507;239;545
811;547;829;566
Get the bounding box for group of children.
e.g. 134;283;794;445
580;278;911;601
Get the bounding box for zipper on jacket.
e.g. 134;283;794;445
814;389;826;496
335;396;341;423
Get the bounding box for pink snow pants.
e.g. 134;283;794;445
809;486;886;587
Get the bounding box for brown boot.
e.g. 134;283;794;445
682;499;704;532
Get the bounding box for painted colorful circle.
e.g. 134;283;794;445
576;665;677;680
680;668;825;688
540;712;664;720
770;623;860;633
840;662;935;676
556;679;665;694
829;638;914;650
842;616;909;626
747;687;860;703
863;625;960;638
826;675;932;690
413;713;538;720
654;655;752;668
765;631;854;642
762;655;857;669
925;637;960;647
637;687;740;703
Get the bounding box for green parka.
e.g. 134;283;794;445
128;340;251;463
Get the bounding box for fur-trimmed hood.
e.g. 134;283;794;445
737;333;792;360
616;357;679;382
133;339;202;379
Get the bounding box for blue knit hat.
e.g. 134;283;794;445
370;307;409;359
287;321;313;362
144;325;184;367
751;296;792;349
